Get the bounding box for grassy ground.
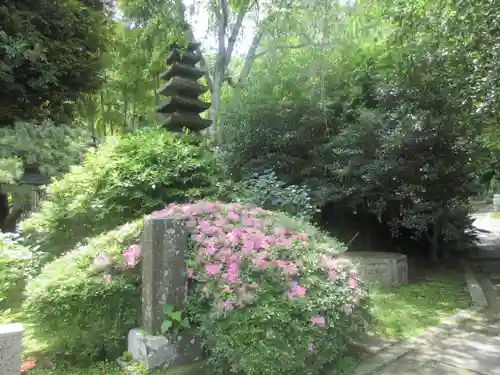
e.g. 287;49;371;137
490;212;500;220
8;270;470;374
369;271;471;339
27;362;122;375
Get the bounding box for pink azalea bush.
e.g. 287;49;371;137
25;200;369;371
102;201;369;375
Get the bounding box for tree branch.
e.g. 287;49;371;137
254;42;333;58
225;6;247;72
216;0;229;70
237;28;264;86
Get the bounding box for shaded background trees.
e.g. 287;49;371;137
1;0;499;262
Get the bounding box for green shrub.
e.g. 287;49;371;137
25;201;369;372
20;128;224;259
22;220;143;361
0;232;39;310
233;170;318;221
99;202;369;374
164;202;368;375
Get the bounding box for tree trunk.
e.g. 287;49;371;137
87;115;97;147
430;220;441;263
0;191;8;232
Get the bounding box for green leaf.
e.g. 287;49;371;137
171;311;182;322
163;303;173;316
181;318;191;328
161;319;173;334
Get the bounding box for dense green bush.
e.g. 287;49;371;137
233;170;317;221
22;220;143;361
20;128;224;259
219;34;482;261
0;232;36;310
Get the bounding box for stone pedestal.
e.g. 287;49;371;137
0;323;23;375
127;329;203;371
345;252;408;286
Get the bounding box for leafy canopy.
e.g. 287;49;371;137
0;0;108;126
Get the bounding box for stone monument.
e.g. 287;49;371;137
156;42;211;133
124;215;204;373
0;323;23;375
494;194;500;212
344;252;408;286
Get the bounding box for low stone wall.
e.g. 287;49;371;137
344;252;408;286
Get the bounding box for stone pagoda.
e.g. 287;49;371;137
156;42;211;133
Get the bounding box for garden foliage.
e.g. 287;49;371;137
20;128;224;260
233;170;317;221
24;201;369;375
0;232;36;310
23;219;143;361
220;29;482;261
0;0;108;126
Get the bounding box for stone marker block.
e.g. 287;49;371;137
0;323;23;375
345;252;408;286
141;215;188;335
127;329;203;371
494;194;500;212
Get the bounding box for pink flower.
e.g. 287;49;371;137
252;257;268;270
218;300;233;311
328;270;338;282
276;238;292;249
226;231;239;245
288;281;307;299
123;245;140;267
310;315;326;327
223;262;241;283
348;277;357;289
204;263;222;276
319;254;336;270
227;211;239;222
296;233;308;240
93;253;110;269
202;246;218;255
242;239;256;252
